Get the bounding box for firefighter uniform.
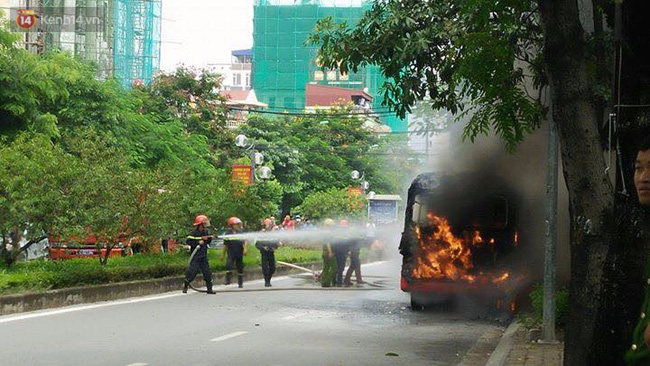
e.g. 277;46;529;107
255;238;279;287
333;238;351;287
626;263;650;365
344;238;363;286
184;227;214;294
321;243;336;287
224;234;246;288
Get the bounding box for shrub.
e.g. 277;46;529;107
0;247;322;295
528;284;569;327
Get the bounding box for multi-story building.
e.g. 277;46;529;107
2;0;161;88
305;84;389;132
252;0;407;132
209;49;252;91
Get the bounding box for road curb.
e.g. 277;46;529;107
485;321;520;366
459;327;506;366
0;260;323;316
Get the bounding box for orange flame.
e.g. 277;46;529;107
471;231;483;244
412;213;510;284
514;232;519;246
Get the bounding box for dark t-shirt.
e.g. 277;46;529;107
224;232;245;259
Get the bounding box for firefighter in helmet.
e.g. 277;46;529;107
222;217;247;288
255;218;280;287
183;215;216;294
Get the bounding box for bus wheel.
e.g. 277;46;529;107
411;294;425;311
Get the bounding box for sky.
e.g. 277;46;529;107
160;0;254;71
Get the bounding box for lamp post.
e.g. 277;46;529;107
351;170;372;219
350;170;369;194
235;134;273;183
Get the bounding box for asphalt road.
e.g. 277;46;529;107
0;259;504;366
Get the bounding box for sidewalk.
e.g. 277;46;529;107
493;323;564;366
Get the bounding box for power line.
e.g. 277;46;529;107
259;103;401;114
227;106;398;117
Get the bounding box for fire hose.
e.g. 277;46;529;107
275;260;385;288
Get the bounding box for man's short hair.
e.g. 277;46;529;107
639;135;650;152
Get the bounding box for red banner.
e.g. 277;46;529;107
231;164;253;186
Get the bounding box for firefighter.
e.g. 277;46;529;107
344;231;365;287
222;217;247;288
626;135;650;365
183;215;216;294
320;218;336;287
333;219;351;287
256;218;279;287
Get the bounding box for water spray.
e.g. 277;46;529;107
218;224;398;249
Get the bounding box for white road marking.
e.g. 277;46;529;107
282;311;308;320
0;293;184;324
210;331;248;342
0;261;389;324
125;363;148;366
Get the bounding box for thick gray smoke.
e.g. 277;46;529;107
420;121;571;283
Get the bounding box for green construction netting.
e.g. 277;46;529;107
253;0;406;131
113;0;161;88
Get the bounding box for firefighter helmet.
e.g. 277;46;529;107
193;215;210;227
227;217;242;226
339;219;349;227
323;218;335;227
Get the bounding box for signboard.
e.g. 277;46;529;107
231;164;252;186
348;187;363;196
368;199;399;224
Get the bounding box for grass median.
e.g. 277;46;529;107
0;247;322;296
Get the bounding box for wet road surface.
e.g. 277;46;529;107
0;260;505;365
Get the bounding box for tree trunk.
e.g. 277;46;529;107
540;0;616;364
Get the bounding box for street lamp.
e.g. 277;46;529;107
350;170;368;192
258;166;272;180
235;134;273;182
234;134;249;148
254;152;264;165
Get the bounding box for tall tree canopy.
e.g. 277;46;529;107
237;109;417;212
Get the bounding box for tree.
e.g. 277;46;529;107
238;108;417;213
295;188;363;221
0;133;78;264
309;1;647;364
0;15;278;265
137;67;234;167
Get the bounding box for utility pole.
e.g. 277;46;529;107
425;121;430;166
542;115;558;342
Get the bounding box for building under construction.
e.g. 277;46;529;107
253;0;407;131
7;0;160;88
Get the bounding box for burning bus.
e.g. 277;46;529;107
400;172;525;312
